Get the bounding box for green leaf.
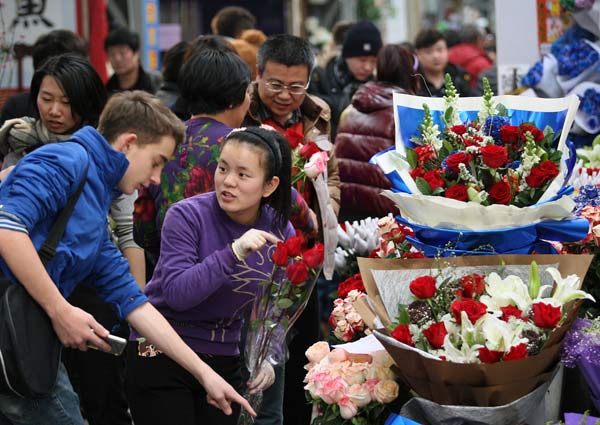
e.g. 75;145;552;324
415;177;432;195
432;186;445;196
406;148;418;169
397;304;410;324
444;106;454;124
258;280;271;287
529;261;540;299
443;139;454;155
277;298;294;309
497;104;508;116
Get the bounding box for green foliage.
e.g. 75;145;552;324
415;177;432;195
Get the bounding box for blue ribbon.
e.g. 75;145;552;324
407;236;559;257
385;413;422;425
397;216;589;256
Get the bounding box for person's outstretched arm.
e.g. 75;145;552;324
0;229;112;351
127;302;256;416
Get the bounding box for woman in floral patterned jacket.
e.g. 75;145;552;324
134;46;315;277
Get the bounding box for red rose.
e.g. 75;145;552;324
488;181;512;205
499;125;519;144
450;125;467;135
457;273;485;298
410;167;425;180
409;276;437;299
302;243;324;268
519;124;544;142
445;152;472;173
382;227;407;243
479;145;509;168
451;299;488;324
285;260;309;285
525;161;558;188
272;242;289;267
284;236;304;257
423;170;445;191
285;128;305;149
538;160;559;179
422;322;448;349
338;274;365;298
445;184;468;201
532;302;562;328
299;142;320;159
403;252;425;258
500;305;523;322
478;347;503;364
525;167;546;188
503;343;528;361
391;324;414;347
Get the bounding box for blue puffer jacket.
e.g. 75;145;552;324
0;126;147;318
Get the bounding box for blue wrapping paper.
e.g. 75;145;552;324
396;216;589;253
385;413;422;425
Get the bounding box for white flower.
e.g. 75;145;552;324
442;334;483;363
481;272;532;311
480;315;527;352
542;267;596;304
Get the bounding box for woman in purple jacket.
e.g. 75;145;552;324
126;127;294;425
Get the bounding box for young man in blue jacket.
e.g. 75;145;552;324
0;91;254;424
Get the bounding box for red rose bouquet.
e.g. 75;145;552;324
240;235;324;423
357;254;594;408
405;77;562;208
375;76;580;234
388;261;594;364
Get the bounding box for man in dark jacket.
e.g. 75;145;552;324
309;20;382;137
414;28;472;97
104;28;161;95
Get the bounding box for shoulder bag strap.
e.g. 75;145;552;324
38;159;89;266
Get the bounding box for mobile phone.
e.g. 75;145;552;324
88;334;127;356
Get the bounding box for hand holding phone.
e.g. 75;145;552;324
88;333;127;356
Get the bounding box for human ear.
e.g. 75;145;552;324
112;133;138;153
262;176;280;198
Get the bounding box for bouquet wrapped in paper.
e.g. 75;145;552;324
356;254;594;410
372;77;588;255
239;235;324;424
303;341;402;424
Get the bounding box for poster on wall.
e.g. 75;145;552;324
537;0;567;55
0;0;77;94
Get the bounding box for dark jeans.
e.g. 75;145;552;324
125;344;243;425
63;285;131;425
283;287;320;425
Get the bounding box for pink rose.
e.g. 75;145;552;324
347;384;372;408
365;365;396;381
373;380;399;404
319;375;348;404
304;151;329;178
363;378;381;398
327;348;349;364
345;311;364;332
338;362;368;386
334;320;356;342
305;341;330;365
337;396;358;419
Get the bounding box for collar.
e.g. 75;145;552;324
256;100;302;129
70;126;129;192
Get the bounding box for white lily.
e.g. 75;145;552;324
480;315;527;352
442;330;483;364
542;267;596;304
481;272;533;312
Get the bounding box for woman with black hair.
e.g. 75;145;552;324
127;127;294;425
0;53;106;169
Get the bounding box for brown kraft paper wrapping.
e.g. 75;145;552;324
356;254;593;406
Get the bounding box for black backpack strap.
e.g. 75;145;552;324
38;160;89;266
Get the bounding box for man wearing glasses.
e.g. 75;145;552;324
243;34;340;425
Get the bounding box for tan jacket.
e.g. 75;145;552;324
244;83;341;217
